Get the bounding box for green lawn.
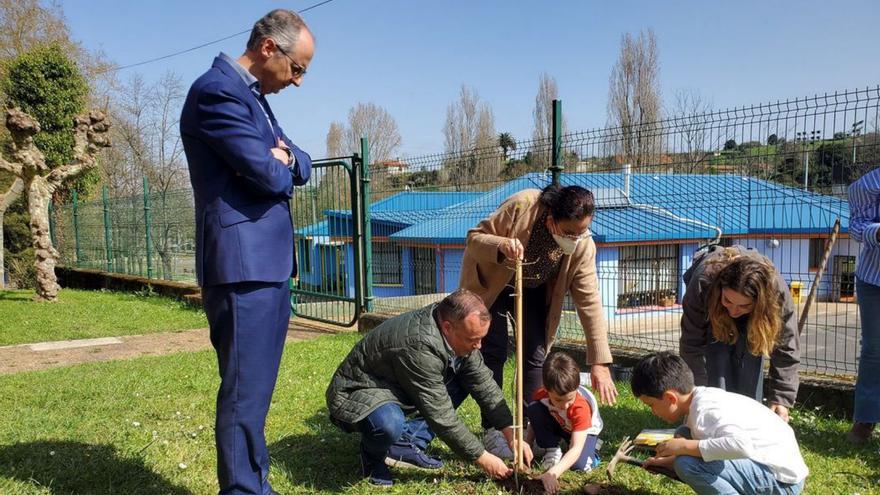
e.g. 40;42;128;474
0;333;877;494
0;289;207;346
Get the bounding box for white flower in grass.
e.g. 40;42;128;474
178;463;187;470
132;421;141;427
49;451;55;456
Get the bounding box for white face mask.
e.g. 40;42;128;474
552;234;580;255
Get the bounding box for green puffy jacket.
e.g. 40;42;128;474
326;304;513;462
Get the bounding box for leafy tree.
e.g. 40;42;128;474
767;134;778;146
0;44;110;300
498;132;517;160
723;139;737;151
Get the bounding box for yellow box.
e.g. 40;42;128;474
790;281;803;303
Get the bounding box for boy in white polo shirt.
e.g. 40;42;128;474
631;351;808;495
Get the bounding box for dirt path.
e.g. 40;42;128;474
0;318;353;375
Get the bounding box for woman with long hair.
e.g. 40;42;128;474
680;245;800;421
460;183;616;457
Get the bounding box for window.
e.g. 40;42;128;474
618;244;679;309
297;239;311;273
808;238;825;270
373;242;403;285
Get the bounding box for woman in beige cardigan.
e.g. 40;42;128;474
460;184;617;453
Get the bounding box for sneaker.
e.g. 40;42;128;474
385;444;443;470
360;444;393;487
848;422;876;446
574;453;602;472
540;447;563;470
482;428;514;460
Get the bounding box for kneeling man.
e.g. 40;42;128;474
326;289;531;486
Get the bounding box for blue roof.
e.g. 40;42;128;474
388;173;849;244
321;191;483;237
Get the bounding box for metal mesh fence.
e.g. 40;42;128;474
54;188;197;283
363;86;880;379
50;85;880;378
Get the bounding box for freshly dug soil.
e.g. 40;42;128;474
494;476;554;494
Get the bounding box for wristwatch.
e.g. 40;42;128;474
281;146;294;166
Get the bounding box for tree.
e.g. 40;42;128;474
0;177;23;287
344;103;401;163
442;85;499;189
0;45;110;301
498;132;517;160
607;29;662;168
724;139;737;151
531;73;567;170
670;88;713;172
325;121;345;158
767;134;778;146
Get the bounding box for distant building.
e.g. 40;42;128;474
297;172;854;320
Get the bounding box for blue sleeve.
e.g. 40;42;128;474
277;128;311;186
196;81;293;198
849;170;880;246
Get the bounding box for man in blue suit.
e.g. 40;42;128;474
180;9;314;495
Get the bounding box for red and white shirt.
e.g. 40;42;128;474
533;387;593;433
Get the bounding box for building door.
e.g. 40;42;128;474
412;247;437;295
832;255;856;302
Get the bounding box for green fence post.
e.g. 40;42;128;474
143;177;153;279
48;201;56;247
72;190;82;267
360;137;373;312
102;186;113;272
550;99;563;184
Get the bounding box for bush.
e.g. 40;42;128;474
6;248;36;289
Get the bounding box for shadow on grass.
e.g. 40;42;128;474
0;440;193;494
0;291;30;302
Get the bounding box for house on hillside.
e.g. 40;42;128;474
296;172;855;320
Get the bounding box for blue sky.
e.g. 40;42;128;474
64;0;880;158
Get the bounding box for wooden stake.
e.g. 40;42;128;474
515;258;525;471
798;218;841;334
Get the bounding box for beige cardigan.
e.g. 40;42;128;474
459;189;613;365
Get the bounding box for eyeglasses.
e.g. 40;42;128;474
275;43;307;78
557;228;593;241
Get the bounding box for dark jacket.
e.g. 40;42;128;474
180;56;311;287
326;304;513;462
680;245;800;408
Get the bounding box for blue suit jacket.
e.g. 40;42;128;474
180;56;311;287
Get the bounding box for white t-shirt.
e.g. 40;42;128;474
687;386;809;484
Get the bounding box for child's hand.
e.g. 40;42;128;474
537;471;560;494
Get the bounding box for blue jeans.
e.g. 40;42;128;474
334;372;470;458
525;393;598;471
674;456;804;495
855;279;880;423
706;321;765;402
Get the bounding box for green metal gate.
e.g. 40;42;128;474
290;139;373;326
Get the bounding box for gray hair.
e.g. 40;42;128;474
246;9;310;52
435;289;490;324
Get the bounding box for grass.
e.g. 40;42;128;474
0;332;878;494
0;289;207;346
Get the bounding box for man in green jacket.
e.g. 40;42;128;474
326;289;532;486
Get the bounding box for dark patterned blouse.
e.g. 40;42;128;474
522;212;564;288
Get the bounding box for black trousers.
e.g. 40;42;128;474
480;284;549;428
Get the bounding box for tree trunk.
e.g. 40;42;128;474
0;178;25;289
27;176;59;301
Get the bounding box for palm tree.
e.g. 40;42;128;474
498;132;517;160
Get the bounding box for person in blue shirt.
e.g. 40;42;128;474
180;9;314;494
848;167;880;445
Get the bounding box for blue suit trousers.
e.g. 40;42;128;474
203;281;291;495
